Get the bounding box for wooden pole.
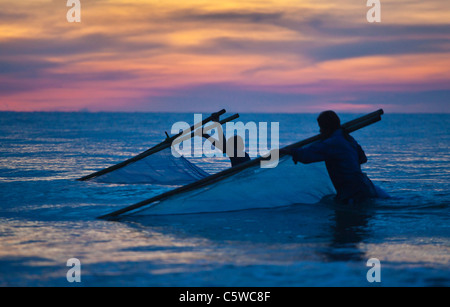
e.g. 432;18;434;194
282;109;384;151
98;109;384;220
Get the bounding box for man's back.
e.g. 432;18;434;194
292;129;377;204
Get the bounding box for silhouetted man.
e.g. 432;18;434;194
225;135;251;167
202;130;250;167
283;111;379;204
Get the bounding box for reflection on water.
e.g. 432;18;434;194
323;208;372;262
0;200;449;286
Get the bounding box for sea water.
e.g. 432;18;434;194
0;112;448;286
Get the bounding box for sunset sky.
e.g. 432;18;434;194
0;0;449;113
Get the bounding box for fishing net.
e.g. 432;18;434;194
129;156;336;216
91;148;210;185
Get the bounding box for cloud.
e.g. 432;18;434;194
181;35;450;62
0;59;59;78
354;89;450;113
130;83;450;113
171;9;285;24
310;38;450;61
0;11;28;21
0;34;166;58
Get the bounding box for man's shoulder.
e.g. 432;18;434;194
324;130;355;147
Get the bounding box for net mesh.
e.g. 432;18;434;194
130;156;336;216
91;149;210;185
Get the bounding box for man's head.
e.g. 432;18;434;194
317;110;341;138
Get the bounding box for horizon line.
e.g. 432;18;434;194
0;110;449;115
